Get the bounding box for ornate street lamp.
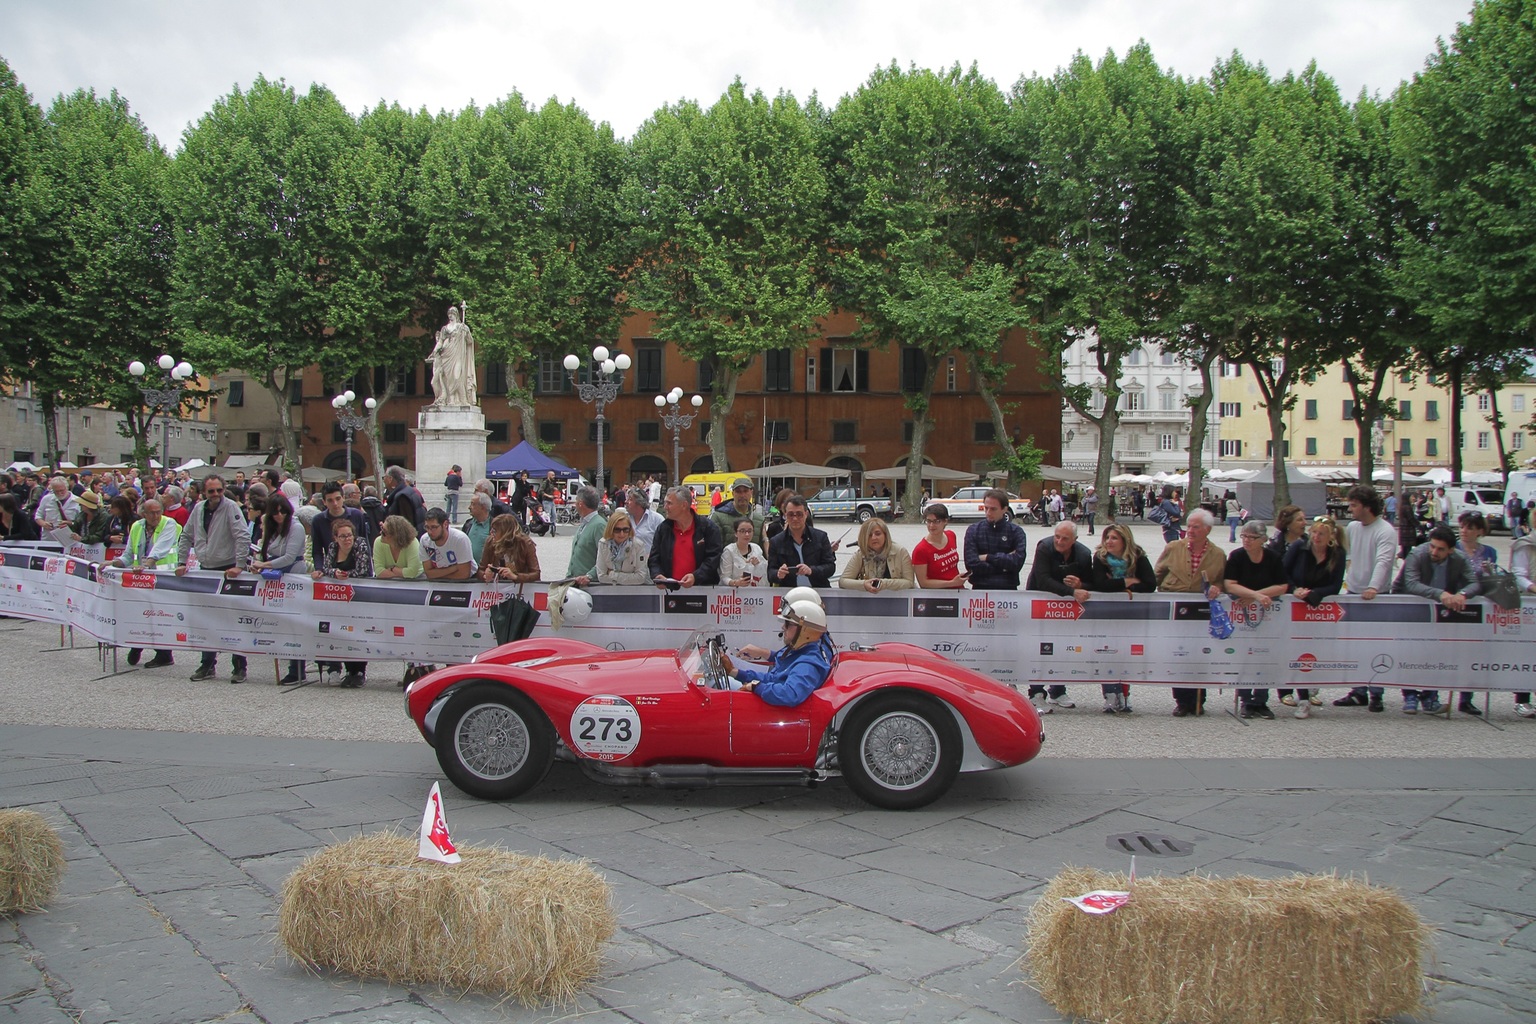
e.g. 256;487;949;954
654;386;703;484
330;390;376;483
563;345;631;491
128;354;195;474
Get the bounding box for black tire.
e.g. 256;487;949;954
434;683;554;800
856;506;874;523
1001;509;1014;522
838;692;961;809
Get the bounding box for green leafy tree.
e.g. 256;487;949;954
1338;94;1424;482
322;102;441;475
1010;45;1194;501
1182;56;1360;505
1394;0;1536;480
828;63;1023;519
31;89;178;477
418;96;629;443
0;60;59;460
171;77;358;468
626;79;830;472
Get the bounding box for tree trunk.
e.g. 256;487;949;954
41;396;62;468
977;372;1018;491
709;358;740;472
1489;385;1509;482
1345;358;1390;483
1247;357;1292;508
901;361;939;523
260;369;296;473
1185;343;1219;505
1449;367;1464;481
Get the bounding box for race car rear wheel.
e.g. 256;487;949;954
435;684;553;800
838;693;961;809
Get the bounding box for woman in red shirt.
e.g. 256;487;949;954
911;503;970;589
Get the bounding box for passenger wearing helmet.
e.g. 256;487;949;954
723;600;833;706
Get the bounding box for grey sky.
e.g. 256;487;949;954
5;0;1473;150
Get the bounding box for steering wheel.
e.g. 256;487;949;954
703;635;728;689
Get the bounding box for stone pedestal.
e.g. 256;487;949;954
413;406;488;519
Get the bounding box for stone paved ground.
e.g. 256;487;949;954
2;723;1533;1024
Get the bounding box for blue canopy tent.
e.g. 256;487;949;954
484;441;580;480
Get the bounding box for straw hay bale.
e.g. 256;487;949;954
0;808;65;915
1024;867;1430;1024
277;832;615;1005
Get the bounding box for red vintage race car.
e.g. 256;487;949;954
406;629;1045;810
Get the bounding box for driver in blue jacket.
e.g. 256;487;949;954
723;600;832;706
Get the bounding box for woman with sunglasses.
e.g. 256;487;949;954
251;494;309;683
593;509;650;585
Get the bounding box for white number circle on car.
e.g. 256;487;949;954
569;696;642;762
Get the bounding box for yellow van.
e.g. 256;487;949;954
682;472;745;516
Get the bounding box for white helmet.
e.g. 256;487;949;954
780;599;828;650
559;587;593;623
782;586;823;609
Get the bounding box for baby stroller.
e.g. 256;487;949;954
526;502;553;537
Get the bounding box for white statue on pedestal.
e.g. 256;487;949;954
428;303;477;408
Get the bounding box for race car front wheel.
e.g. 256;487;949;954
435;684;554;800
838;692;961;809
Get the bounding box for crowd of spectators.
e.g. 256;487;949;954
2;467;1526;719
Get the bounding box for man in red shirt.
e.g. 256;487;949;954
648;486;723;588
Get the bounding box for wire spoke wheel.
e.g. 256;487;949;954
435;684;553;800
859;710;940;790
838;692;961;809
455;702;531;780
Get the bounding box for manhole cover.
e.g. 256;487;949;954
1105;832;1195;856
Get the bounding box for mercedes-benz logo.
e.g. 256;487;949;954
1372;654;1393;673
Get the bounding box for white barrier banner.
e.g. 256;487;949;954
1;547;1530;690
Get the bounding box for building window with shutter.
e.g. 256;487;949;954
764;350;791;392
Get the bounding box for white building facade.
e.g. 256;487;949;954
1059;333;1217;477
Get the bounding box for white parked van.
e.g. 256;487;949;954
1447;484;1509;531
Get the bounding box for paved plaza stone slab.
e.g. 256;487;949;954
598;958;832;1024
640;914;867;999
185;814;320;859
800;971;1019;1024
669;870;839;927
850;844;1032;900
798;869;1001;932
771;904;987;982
1;724;1534;1023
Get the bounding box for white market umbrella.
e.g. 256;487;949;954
865;464;978;482
1420;467;1453;484
1299;467;1356;483
1109;473;1156;486
742;462;850;479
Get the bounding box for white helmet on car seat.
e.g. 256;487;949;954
559;586;593;623
780;600;827;650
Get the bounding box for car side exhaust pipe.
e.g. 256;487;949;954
577;762;826;790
